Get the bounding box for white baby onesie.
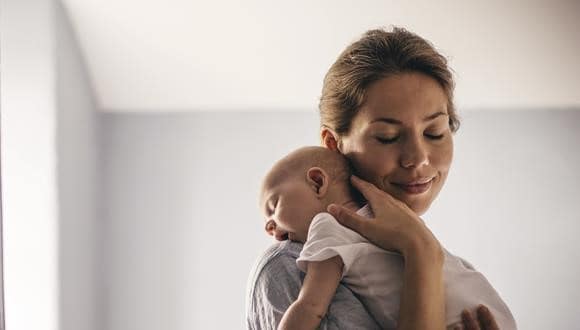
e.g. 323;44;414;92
296;205;517;329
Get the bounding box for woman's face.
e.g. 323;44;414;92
335;72;454;215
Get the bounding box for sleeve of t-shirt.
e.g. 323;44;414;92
440;249;517;329
443;247;477;270
457;256;476;270
297;212;368;276
246;245;381;330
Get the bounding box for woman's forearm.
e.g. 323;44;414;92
397;238;445;330
279;299;324;330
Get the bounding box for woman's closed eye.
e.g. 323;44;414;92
375;132;445;144
424;132;445;140
375;136;399;144
424;122;449;140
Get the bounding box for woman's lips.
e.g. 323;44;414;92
392;178;433;195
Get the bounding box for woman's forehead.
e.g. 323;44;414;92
358;74;448;124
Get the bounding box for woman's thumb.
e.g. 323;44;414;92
327;204;367;236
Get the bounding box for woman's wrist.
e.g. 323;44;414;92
397;229;446;330
397;251;445;330
401;226;444;266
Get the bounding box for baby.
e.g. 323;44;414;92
259;146;517;330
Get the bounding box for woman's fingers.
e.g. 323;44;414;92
462;305;498;330
476;305;499;330
452;323;465;330
338;175;427;255
350;175;408;213
349;176;388;212
327;204;369;237
461;309;481;330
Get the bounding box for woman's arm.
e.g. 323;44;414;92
279;256;343;330
397;238;445;330
328;175;502;330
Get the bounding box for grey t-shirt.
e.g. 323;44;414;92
246;240;381;330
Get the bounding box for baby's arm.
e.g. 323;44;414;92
278;255;343;330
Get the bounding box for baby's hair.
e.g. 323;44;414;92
264;146;353;190
261;146;365;212
280;146;351;184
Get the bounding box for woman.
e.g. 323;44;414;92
247;27;502;329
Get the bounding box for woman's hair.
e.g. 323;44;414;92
319;26;460;136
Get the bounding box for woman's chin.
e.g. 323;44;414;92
382;180;437;215
410;203;429;216
388;189;431;215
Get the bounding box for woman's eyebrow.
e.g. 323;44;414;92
423;111;448;121
371;111;448;125
371;117;403;125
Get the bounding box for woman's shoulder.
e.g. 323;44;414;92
256;240;303;264
443;247;477;270
248;240;303;285
246;240;382;330
246;240;304;329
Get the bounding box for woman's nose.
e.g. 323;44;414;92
400;135;429;168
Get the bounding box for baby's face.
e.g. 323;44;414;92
259;173;322;243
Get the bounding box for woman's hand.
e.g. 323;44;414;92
458;305;499;330
329;175;446;329
327;175;442;260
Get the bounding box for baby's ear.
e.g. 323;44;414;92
306;167;329;197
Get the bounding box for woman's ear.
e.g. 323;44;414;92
321;128;342;152
306;167;329;198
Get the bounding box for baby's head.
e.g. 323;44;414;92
259;146;359;243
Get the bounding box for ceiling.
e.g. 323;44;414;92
61;0;580;112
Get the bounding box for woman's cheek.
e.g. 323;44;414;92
436;137;454;171
361;146;392;189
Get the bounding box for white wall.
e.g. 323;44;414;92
101;112;319;330
101;110;580;329
0;0;100;329
61;0;580;112
0;0;58;329
56;1;101;330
